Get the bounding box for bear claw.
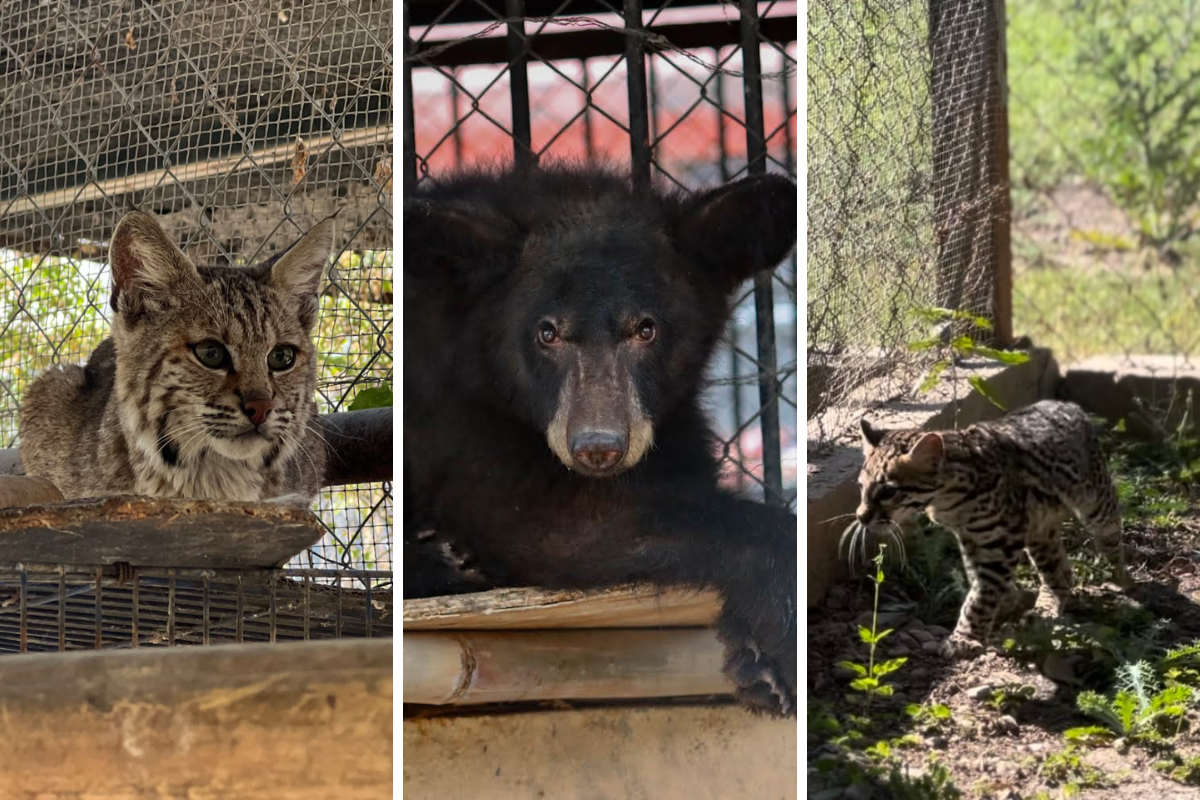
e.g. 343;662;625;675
724;636;795;718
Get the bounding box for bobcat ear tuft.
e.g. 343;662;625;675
860;418;885;450
108;211;198;320
267;218;335;329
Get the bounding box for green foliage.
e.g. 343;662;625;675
347;384;392;410
907;307;1029;410
1072;0;1200;247
1155;755;1200;785
1075;661;1193;743
1038;745;1113;790
839;544;908;711
882;756;963;800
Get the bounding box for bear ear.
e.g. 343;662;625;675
404;199;517;293
108;211;200;321
674;174;797;291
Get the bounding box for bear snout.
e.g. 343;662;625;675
570;429;627;473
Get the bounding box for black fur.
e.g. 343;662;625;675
403;163;798;717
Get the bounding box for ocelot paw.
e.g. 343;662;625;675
723;635;796;718
937;631;986;660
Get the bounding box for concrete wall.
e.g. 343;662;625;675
403;704;797;799
806;349;1060;606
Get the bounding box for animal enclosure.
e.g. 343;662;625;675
0;0;393;656
404;0;798;509
0;0;393;578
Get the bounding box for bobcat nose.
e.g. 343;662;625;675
242;399;273;427
570;430;627;473
855;504;874;524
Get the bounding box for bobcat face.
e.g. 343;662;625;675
856;419;943;527
107;212;331;468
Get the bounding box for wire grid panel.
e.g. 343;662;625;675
1007;0;1200;369
407;1;798;507
807;0;1005;452
0;565;392;655
0;1;393;572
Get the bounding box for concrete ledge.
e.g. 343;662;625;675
1061;354;1200;435
805;348;1059;606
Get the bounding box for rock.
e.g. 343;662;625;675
927;625;951;637
996;714;1019;733
1114;737;1130;754
855;611;909;628
909;627;935;644
966;684;994;702
844;784;875;800
922;640;943;654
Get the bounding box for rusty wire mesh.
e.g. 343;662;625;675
0;1;393;574
808;0;1008;452
1007;0;1200;373
406;1;798;507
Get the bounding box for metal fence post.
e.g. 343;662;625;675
506;0;534;169
739;0;783;507
403;3;417;193
624;0;651;188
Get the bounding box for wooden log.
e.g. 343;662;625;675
404;628;730;705
403;585;722;630
0;476;62;508
0;496;324;568
0;407;393;487
0;638;392;798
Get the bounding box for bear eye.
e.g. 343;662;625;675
538;321;560;346
193;340;230;369
635;319;656;343
268;344;297;371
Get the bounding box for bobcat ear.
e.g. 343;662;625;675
267;217;334;329
404;199;517;294
906;433;944;470
109;211;199;320
860;418;885;451
674;174;797;291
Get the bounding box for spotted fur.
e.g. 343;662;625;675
856;400;1131;657
19;211;330;503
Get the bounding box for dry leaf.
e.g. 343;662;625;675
125;28;137;50
373;156;392;191
292;136;308;185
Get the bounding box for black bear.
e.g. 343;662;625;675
403;163;797;717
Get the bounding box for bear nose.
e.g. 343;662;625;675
570;430;627;472
242;399;273;427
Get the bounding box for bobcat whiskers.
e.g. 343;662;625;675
839;517;908;573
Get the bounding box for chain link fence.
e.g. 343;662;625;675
808;0;1009;452
405;0;798;508
1008;0;1200;369
0;0;393;575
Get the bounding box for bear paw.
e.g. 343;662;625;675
723;636;796;718
415;528;489;585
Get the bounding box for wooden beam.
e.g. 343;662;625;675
0;638;392;797
403;585;721;630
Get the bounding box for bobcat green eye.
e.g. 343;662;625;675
268;344;297;371
193;340;230;369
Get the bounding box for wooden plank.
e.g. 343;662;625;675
0;638;392;798
0;476;62;508
402;585;722;630
404;628;729;705
0;496;324;568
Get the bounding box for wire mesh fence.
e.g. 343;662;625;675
808;0;1009;452
405;0;798;508
0;1;393;575
1007;0;1200;370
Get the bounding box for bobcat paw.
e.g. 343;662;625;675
723;636;796;718
938;632;985;659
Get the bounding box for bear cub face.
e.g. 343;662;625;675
405;166;797;478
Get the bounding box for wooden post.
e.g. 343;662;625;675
0;639;392;797
929;0;1013;345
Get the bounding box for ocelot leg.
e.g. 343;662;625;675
1069;468;1132;589
940;534;1023;659
1025;523;1074;617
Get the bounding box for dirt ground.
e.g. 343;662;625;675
808;497;1200;798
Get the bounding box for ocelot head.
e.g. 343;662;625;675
855;419;945;527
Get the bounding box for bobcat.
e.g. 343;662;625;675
855;400;1132;657
19;211;331;504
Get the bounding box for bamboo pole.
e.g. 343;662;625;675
404;628;730;705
